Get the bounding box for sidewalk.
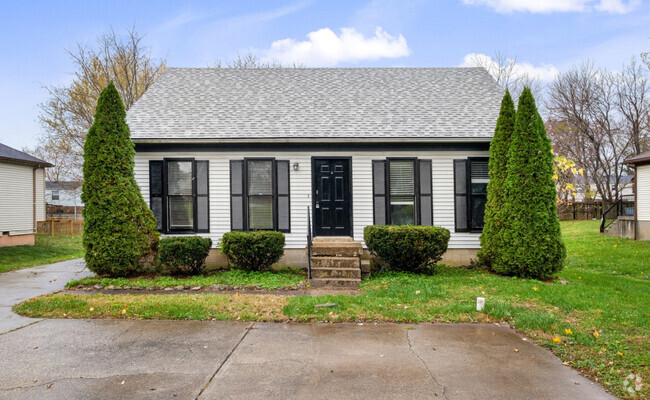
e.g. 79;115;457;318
0;259;92;334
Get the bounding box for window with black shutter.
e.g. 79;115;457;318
371;158;433;226
148;159;209;234
454;157;489;232
230;158;290;232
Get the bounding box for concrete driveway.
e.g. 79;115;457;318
0;259;92;334
0;320;616;400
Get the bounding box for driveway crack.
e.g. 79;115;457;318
406;329;448;399
195;322;254;399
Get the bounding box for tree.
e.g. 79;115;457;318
34;27;166;180
547;62;632;202
479;90;515;267
466;51;544;102
617;58;650;155
82;82;159;277
495;88;566;280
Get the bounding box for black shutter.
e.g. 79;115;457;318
276;160;290;232
230;160;245;230
372;160;387;225
418;159;433;226
196;161;209;233
149;161;164;231
453;159;469;232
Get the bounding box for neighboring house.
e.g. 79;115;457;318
571;175;634;203
624;151;650;240
127;68;502;266
45;181;83;219
0;143;51;247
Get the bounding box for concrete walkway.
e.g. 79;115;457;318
0;259;92;334
0;320;616;400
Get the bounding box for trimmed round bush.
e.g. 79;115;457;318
363;225;450;273
220;231;285;271
159;236;213;275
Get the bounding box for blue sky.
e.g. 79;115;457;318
1;0;649;150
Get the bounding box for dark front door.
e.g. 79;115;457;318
313;158;352;237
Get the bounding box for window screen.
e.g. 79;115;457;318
389;160;415;225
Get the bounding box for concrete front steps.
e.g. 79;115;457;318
309;237;362;289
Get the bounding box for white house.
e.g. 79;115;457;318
624;151;650;240
126;68;502;270
45;181;83;219
0;143;50;246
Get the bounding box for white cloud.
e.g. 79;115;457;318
461;0;640;14
595;0;641;13
262;27;410;66
460;53;560;82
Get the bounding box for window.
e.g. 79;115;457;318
389;160;416;225
454;157;489;232
149;159;209;234
372;158;432;226
230;159;290;232
51;190;59;201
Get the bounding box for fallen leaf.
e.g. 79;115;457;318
592;330;600;339
380;354;386;358
89;307;94;312
565;329;573;335
415;290;421;295
46;384;53;389
617;351;623;356
552;336;562;343
120;380;125;385
121;309;127;315
514;348;520;353
533;286;538;291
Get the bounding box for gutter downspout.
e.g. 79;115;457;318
33;167;37;234
633;165;638;241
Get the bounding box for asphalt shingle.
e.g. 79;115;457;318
127;67;503;141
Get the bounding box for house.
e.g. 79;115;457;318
0;143;51;246
623;151;650;240
45;181;83;219
127;68;502;270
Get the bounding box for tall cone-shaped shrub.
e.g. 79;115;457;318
494;87;565;279
480;90;515;267
82;82;159;277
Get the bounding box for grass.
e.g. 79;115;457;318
0;235;84;273
14;221;650;399
66;268;306;290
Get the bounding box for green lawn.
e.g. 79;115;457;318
67;268;306;290
14;221;650;399
0;235;84;273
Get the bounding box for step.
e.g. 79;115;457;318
309;277;360;289
311;267;361;279
311;256;360;269
311;242;362;257
312;236;356;243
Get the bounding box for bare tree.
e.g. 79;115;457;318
466;51;544;102
547;61;635;202
617;58;650;154
212;51;302;69
30;27;166;181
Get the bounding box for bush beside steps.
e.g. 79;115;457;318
364;225;450;274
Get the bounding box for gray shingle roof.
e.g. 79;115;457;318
127;67;503;142
0;142;51;167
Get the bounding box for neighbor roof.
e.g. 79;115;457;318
0;142;52;167
625;151;650;164
127;68;503;142
46;181;82;190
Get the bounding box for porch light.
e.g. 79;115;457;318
293;162;299;171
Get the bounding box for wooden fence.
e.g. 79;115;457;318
37;219;84;236
557;200;634;221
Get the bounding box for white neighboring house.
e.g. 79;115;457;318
625;151;650;240
45;181;83;219
126;68;503;266
0;143;51;247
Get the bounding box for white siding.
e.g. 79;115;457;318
637;164;650;222
0;162;36;235
134;150;489;249
35;168;46;222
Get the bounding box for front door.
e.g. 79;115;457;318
313;158;352;237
